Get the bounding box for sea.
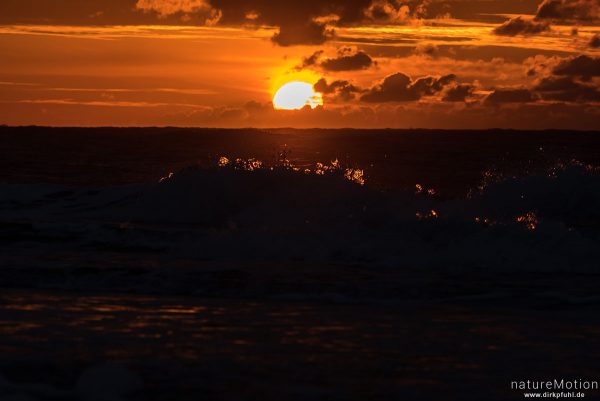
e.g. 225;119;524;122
1;126;600;400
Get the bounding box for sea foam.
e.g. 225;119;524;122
1;160;599;275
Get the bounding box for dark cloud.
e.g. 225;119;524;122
552;55;600;81
492;0;598;37
412;74;457;95
211;0;373;46
362;73;413;102
535;0;599;22
0;0;557;45
484;89;535;104
364;0;411;22
297;50;325;70
271;20;334;46
298;47;375;71
493;16;550;36
210;0;371;26
522;54;600;103
321;48;375;71
0;0;549;25
314;78;362;101
442;84;475;102
361;73;457;102
363;0;460;23
534;76;600;102
136;0;223;25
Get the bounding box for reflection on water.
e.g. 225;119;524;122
1;290;600;400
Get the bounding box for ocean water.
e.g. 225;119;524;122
3;126;600;195
1;127;600;400
2;289;599;401
2;127;600;281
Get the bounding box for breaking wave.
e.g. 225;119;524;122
2;157;599;278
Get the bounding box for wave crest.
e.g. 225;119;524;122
1;160;599;273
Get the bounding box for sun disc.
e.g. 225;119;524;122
273;81;323;110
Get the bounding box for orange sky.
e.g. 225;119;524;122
0;0;599;129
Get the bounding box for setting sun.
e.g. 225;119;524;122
273;81;323;110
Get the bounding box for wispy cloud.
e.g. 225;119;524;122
15;99;202;108
0;24;272;40
47;87;218;95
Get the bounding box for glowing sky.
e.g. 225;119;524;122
0;0;598;129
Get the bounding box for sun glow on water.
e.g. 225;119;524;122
273;81;323;110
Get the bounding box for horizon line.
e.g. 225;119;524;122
1;125;600;133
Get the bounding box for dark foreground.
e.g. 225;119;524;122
2;126;600;196
2;286;600;401
2;127;600;400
